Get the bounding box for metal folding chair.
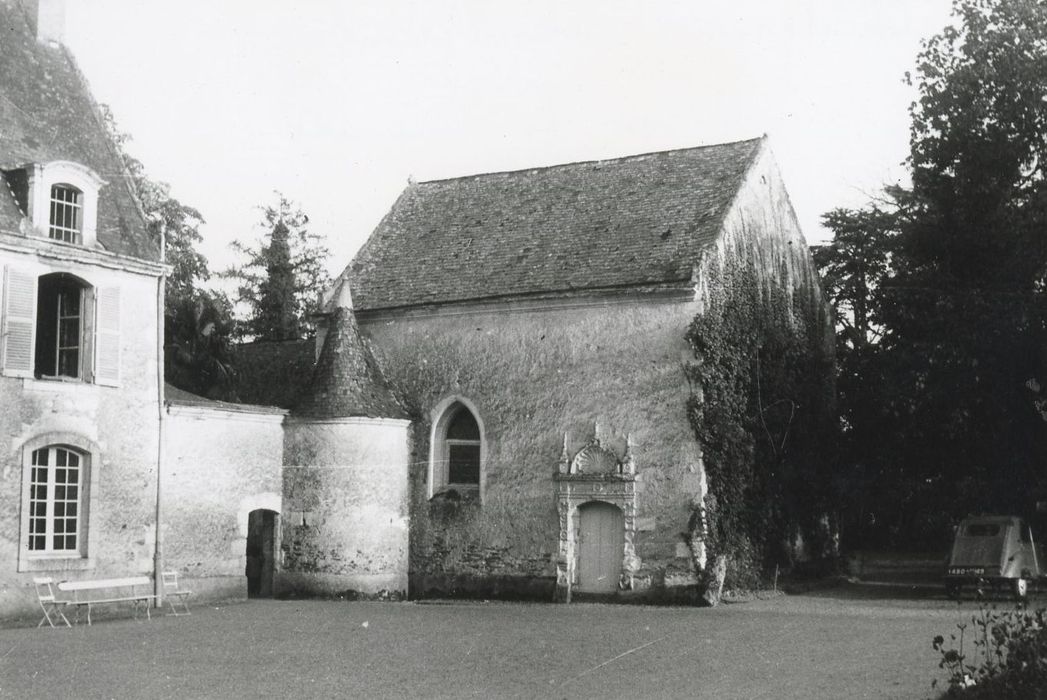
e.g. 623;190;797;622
162;570;192;616
34;578;71;628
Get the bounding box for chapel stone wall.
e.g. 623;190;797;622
358;297;707;602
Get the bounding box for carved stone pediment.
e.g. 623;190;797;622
570;441;619;475
558;434;637;476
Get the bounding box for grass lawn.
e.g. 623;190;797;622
0;593;974;699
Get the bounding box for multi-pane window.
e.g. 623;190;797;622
56;289;81;376
445;406;481;487
27;446;82;553
35;273;84;379
49;184;83;244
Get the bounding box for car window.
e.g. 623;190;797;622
1021;525;1032;543
964;523;1001;537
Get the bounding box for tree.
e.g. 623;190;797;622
99;106;239;400
893;0;1047;519
225;195;331;341
818;0;1047;547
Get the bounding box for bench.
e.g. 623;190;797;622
57;576;155;626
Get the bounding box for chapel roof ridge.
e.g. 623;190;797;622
415;135;766;186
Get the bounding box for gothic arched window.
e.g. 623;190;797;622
431;401;483;500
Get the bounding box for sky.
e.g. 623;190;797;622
64;0;958;278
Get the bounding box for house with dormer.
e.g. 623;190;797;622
0;0;165;602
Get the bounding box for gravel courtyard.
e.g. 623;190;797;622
0;586;1000;699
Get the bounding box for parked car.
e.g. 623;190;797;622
944;515;1044;600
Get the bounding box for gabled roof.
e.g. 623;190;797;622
293;308;407;420
0;0;158;261
348;137;764;311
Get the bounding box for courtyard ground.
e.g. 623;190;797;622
2;581;1026;700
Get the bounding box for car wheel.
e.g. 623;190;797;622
1012;578;1028;601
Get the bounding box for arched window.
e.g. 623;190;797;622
431;401;483;499
18;434;99;572
49;183;83;244
27;445;87;555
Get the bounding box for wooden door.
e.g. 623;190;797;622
576;502;624;593
247;509;276;598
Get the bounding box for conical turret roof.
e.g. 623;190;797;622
293;306;406;419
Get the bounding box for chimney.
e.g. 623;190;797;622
28;0;65;46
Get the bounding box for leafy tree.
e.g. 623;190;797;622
99;106;238;400
225;195;331;341
818;0;1047;547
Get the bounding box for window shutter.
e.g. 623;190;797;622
94;286;120;386
2;266;37;377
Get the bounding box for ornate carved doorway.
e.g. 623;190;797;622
555;434;639;602
576;502;624;593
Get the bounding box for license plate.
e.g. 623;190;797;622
949;567;985;576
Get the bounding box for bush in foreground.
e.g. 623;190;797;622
932;604;1047;698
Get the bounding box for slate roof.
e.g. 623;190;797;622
0;0;158;261
164;383;287;416
293;308;407;419
349;137;764;311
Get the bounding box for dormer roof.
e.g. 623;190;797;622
0;0;158;261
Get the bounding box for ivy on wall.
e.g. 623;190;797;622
686;239;837;589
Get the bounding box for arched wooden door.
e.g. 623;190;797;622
576;502;624;593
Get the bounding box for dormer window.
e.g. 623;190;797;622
6;161;106;247
49;184;83;244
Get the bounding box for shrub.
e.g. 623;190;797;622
932;604;1047;697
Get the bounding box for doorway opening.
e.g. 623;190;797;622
575;501;624;594
246;509;277;598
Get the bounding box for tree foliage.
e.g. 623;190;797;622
817;0;1047;548
225;195;331;342
687;236;837;588
99;106;238;400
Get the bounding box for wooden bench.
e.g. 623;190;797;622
57;576;155;626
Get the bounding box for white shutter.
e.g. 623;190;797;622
94;286;121;386
2;266;37;378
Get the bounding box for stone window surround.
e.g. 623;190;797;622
25;161;105;248
2;262;122;387
16;431;101;572
428;395;486;502
36;272;94;381
555;437;640;602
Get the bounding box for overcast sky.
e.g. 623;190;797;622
65;0;956;277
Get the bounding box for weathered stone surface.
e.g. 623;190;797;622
162;404;286;602
280;418;410;596
360;296;706;603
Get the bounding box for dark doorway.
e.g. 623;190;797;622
246;509;277;598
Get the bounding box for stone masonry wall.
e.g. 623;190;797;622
359;297;706;601
162;405;285;604
281;418;410;597
0;254;161;622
